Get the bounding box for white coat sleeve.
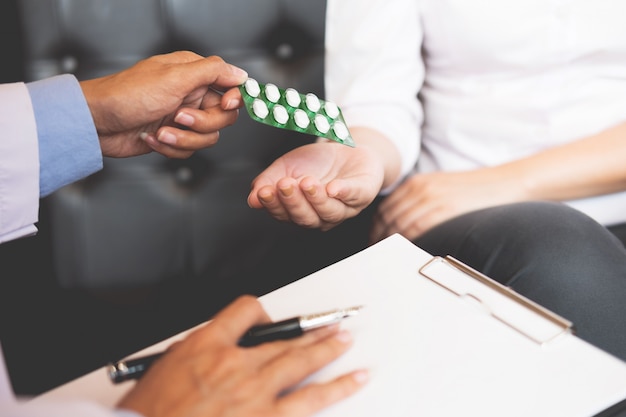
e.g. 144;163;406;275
0;82;39;244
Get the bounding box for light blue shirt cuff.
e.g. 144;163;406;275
26;74;103;197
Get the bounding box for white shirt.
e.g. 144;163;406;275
325;0;626;226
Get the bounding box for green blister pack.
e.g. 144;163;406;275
238;78;355;147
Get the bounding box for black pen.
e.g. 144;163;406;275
107;305;363;384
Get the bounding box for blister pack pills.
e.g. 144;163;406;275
239;78;355;147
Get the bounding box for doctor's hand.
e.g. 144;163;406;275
80;51;248;159
247;140;384;231
117;295;368;417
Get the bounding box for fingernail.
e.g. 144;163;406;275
225;98;241;110
304;186;316;197
158;131;177;145
335;330;353;344
353;370;370;385
140;132;157;147
230;65;248;79
175;112;195;127
259;191;274;204
279;185;294;197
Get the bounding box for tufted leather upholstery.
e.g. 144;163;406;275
18;0;329;289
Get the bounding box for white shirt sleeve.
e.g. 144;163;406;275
325;0;425;190
0;82;39;244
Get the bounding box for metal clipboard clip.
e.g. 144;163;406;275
419;256;573;346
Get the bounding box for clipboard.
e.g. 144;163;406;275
258;234;626;417
418;255;573;345
36;234;626;416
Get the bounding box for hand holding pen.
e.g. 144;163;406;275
115;295;369;417
110;303;363;383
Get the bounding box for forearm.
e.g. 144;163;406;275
494;121;626;202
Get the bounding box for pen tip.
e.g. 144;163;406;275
345;305;364;317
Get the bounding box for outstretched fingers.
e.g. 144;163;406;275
278;370;369;417
262;329;354;389
250;176;357;230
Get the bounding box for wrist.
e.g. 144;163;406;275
79;77;115;136
349;127;402;190
482;164;535;203
79;79;99;131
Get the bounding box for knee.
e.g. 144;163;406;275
472;201;620;253
418;201;625;286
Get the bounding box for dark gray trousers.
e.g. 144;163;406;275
414;201;626;362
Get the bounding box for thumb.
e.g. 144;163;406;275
327;179;353;203
328;178;374;209
184;55;248;89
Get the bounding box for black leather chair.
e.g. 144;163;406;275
18;0;331;290
0;0;374;395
